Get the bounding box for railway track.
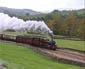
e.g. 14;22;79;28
0;40;85;67
56;49;85;62
39;48;85;62
37;48;85;66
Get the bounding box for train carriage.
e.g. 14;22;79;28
16;36;32;44
2;33;16;41
16;36;40;46
0;33;3;39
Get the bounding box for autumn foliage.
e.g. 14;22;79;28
45;11;85;40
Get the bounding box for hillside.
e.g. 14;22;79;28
0;7;42;17
0;41;83;69
52;9;85;16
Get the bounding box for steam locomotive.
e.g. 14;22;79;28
0;33;57;50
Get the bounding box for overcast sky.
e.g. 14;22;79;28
0;0;84;12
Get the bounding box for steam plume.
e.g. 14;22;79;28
0;13;53;37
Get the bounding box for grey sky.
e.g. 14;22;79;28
0;0;84;12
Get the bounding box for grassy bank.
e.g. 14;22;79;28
55;39;85;51
0;42;83;69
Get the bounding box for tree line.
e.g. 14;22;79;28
44;11;85;40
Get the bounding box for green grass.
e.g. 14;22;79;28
0;42;83;69
55;39;85;51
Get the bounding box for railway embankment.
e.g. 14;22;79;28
0;39;85;67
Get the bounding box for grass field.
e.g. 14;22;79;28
0;42;84;69
55;39;85;51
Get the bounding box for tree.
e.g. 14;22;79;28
77;17;85;40
52;13;62;35
61;13;78;36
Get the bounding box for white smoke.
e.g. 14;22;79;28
0;13;53;36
